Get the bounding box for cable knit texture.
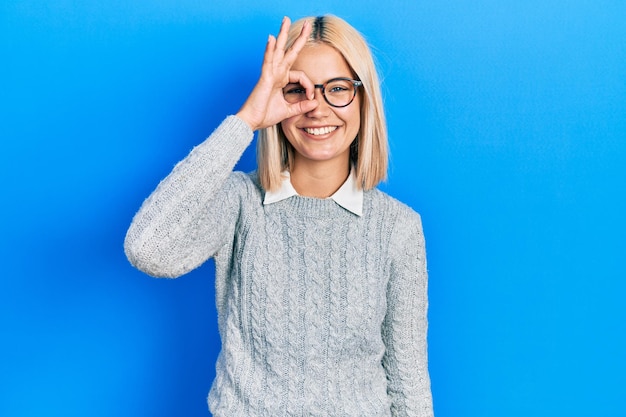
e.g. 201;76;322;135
124;116;434;417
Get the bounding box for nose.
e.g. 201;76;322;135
307;85;331;116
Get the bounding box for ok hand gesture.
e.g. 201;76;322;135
236;17;317;131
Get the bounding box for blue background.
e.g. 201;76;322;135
2;1;625;416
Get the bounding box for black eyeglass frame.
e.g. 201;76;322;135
285;77;363;108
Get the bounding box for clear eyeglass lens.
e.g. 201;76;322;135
325;79;355;107
283;86;307;103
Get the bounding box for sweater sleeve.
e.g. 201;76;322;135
124;115;254;278
382;207;434;417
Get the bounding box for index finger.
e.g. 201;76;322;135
288;69;315;100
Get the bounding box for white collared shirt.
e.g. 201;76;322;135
263;168;363;216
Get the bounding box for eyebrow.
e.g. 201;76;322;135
285;76;354;86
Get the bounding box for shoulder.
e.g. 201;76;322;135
365;188;423;230
223;170;264;204
365;189;426;261
226;170;257;187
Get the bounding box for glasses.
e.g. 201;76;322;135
283;77;363;108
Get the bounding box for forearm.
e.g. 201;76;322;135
124;115;253;277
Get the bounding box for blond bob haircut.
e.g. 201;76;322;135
257;15;388;191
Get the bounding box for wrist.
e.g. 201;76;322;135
235;109;258;132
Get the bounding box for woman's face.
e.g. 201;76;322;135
280;43;361;170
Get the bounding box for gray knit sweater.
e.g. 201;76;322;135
124;116;433;416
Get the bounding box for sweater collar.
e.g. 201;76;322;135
263;168;363;216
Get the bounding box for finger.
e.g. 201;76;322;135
284;19;312;64
274;16;291;57
262;34;276;68
288;99;319;117
288;70;315;101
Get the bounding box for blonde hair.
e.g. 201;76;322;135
257;15;388;191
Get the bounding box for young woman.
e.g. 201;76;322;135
125;15;433;417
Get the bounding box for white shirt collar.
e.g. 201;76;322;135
263;168;363;216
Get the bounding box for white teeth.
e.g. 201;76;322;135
304;126;338;136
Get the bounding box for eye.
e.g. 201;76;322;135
326;79;353;94
328;85;349;93
284;85;306;95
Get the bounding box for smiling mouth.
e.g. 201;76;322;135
303;126;338;136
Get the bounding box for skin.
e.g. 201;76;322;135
237;17;360;198
280;43;360;198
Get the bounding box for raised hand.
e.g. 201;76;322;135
236;17;318;131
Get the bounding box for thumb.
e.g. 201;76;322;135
288;99;318;117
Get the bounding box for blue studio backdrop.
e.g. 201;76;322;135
1;1;625;416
